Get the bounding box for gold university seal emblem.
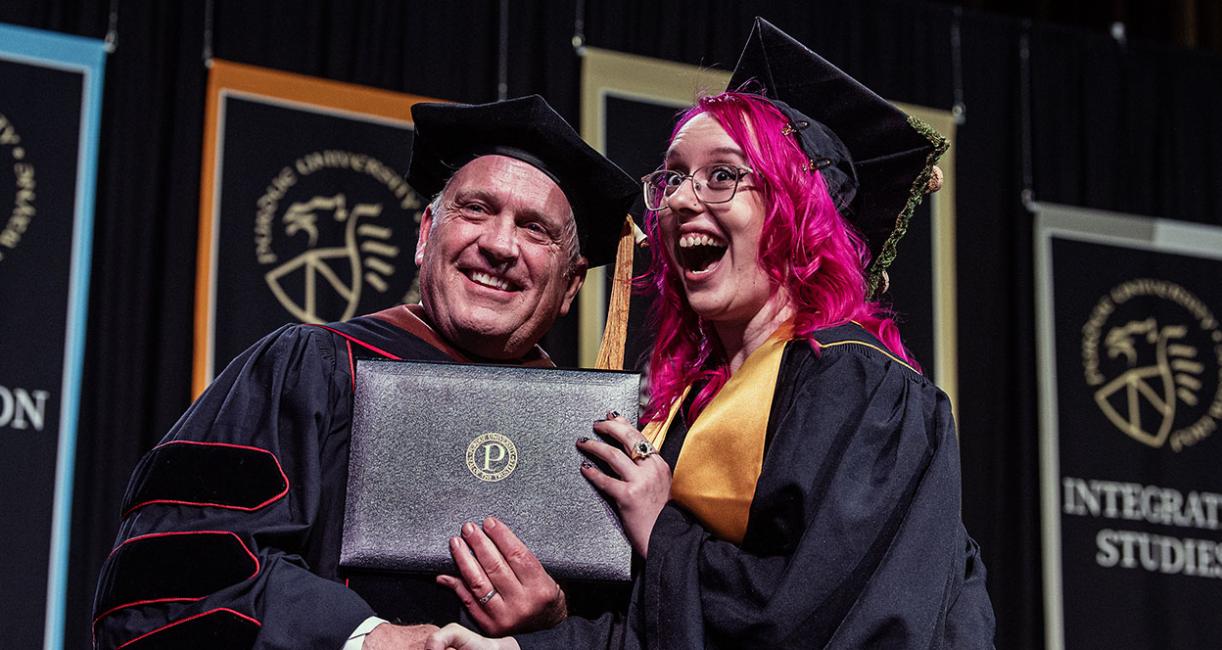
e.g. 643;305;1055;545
466;432;519;482
0;113;35;265
1082;278;1222;452
253;149;423;323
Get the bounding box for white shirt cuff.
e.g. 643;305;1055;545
342;616;389;650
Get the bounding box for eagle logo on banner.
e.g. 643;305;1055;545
264;193;399;323
1082;279;1222;452
252;149;424;325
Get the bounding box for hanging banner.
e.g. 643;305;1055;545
1036;204;1222;649
578;47;959;403
196;60;437;393
0;22;105;650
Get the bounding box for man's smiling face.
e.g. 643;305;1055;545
415;155;586;360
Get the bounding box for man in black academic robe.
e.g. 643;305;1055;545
91;95;638;650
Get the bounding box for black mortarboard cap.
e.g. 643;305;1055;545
408;95;638;268
728;18;948;295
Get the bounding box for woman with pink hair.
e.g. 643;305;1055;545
429;19;995;649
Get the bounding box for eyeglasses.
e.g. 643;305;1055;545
640;165;754;211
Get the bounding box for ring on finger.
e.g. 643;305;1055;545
628;439;658;462
477;588;497;605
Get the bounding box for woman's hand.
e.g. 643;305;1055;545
435;517;567;636
424;623;519;650
578;412;672;558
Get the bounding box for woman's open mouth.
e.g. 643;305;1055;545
677;232;728;275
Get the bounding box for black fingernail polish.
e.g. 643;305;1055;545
581;461;592;469
607;410;620;419
577;436;590;443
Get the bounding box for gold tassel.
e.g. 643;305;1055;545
594;215;636;370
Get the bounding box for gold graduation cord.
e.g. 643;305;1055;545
643;321;793;543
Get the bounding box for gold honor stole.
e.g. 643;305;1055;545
642;321;794;544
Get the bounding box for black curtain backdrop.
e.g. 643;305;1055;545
2;1;1221;648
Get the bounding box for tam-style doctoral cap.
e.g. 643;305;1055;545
408;95;638;269
728;18;948;295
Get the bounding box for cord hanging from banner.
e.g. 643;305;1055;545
951;6;965;125
103;0;119;53
1019;21;1036;212
572;0;587;53
202;0;215;68
497;0;509;100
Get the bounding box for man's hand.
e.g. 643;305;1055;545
364;623;439;649
578;413;671;558
436;516;567;635
425;623;520;650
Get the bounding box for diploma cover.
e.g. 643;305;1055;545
341;359;638;581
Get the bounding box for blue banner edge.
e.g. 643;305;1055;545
0;22;108;68
0;21;108;650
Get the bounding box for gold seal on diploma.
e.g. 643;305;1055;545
466;432;519;482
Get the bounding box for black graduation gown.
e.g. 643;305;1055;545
93;313;479;649
519;323;996;649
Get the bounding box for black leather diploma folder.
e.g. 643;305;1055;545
340;359;638;582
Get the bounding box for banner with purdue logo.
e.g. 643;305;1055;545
1036;204;1222;649
0;23;105;650
196;61;437;393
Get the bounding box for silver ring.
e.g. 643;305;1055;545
629;439;658;462
477;588;497;605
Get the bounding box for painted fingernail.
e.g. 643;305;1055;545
484;516;497;529
606;410;620;419
577;436;590;444
462;522;475;536
581;461;593;469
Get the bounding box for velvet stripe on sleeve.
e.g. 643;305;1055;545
92;319;456;649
